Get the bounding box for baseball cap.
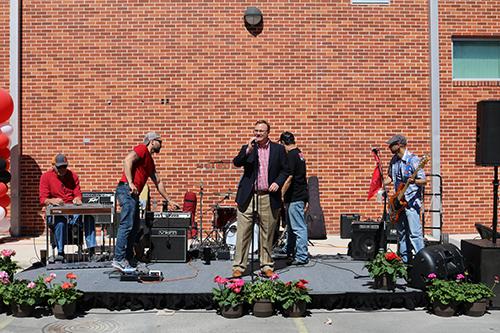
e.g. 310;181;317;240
143;132;161;144
53;153;68;167
386;134;407;146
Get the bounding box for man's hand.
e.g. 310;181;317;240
129;183;138;196
73;197;82;205
48;198;64;206
169;201;181;211
269;182;280;192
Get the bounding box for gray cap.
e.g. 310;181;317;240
143;132;161;144
53;153;68;167
386;134;407;146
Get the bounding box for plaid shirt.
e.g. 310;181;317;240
389;149;425;209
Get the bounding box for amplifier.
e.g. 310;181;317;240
147;211;191;228
150;227;188;263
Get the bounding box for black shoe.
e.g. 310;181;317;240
286;256;294;266
55;254;65;263
291;259;309;266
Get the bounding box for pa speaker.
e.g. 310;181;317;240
476;100;500;166
461;239;500;309
340;214;360;239
408;244;465;290
349;221;379;260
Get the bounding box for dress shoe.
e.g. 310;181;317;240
232;269;243;278
262;268;274;278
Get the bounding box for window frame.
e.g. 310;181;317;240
452;38;500;81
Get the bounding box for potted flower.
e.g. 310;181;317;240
245;274;280;317
364;250;407;290
276;279;312;317
0;249;19;281
2;277;48;317
212;275;246;318
426;273;465;317
45;272;83;319
460;274;498;317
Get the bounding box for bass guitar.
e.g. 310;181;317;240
388;156;429;223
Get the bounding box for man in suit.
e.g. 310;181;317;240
232;120;289;278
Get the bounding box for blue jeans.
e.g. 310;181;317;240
397;206;424;263
285;201;309;263
114;183;140;261
48;215;96;254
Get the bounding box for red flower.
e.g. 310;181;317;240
296;281;307;290
66;272;77;280
61;282;74;290
299;279;309;285
385;252;399;261
44;276;54;283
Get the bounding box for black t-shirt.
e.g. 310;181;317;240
284;148;308;203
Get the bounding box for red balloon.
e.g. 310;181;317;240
0;134;8;149
0;195;10;208
0;148;9;159
0;183;6;197
0;89;14;123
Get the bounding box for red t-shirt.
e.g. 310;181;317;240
119;144;156;194
39;169;82;205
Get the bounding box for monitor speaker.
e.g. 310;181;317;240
349;221;379;260
150;227;188;263
476;100;500;166
461;239;500;309
408;243;465;290
340;214;360;239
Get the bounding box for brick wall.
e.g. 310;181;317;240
1;0;9;89
3;1;500;236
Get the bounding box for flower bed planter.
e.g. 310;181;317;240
221;303;244;319
52;302;77;319
283;300;307;317
253;299;274;317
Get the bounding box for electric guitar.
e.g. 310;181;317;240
388;156;429;224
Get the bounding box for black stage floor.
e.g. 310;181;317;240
17;255;426;311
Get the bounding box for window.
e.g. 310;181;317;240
351;0;390;4
453;40;500;80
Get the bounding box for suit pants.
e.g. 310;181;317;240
233;194;280;273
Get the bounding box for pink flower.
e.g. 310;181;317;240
214;275;228;285
0;271;10;285
456;274;465;280
427;273;437;279
270;273;280;281
1;249;16;257
50;273;57;278
232;279;244;287
233;287;241;294
27;281;36;289
494;275;499;284
44;276;54;283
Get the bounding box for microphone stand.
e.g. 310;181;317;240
199;181;204;244
373;149;389;251
250;140;260;282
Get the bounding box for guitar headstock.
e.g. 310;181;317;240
419;155;430;169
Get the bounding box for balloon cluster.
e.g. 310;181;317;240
0;89;14;221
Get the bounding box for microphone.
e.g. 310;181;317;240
371;147;380;153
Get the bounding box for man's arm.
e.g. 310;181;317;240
281;176;293;200
123;150;140;195
72;172;82;205
39;174;64;206
151;173;180;209
269;145;290;192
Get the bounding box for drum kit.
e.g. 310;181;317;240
195;191;259;260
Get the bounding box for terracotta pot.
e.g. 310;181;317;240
432;301;456;317
374;274;396;290
464;299;488;317
253;299;274;317
52;302;77;319
10;303;35;317
284;300;307;317
221;303;244;319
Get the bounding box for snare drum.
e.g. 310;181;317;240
214;206;237;229
224;220;259;254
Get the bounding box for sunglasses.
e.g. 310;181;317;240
56;165;68;170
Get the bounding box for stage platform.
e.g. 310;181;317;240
16;254;426;311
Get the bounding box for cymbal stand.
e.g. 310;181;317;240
200;195;230;247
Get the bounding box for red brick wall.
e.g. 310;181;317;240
1;0;9;88
4;1;499;235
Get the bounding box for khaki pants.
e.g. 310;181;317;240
232;194;280;273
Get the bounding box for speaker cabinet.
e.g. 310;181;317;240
476;100;500;166
349;221;379;260
408;244;465;290
150;227;188;263
461;239;500;309
340;214;360;239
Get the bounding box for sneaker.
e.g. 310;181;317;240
55;254;65;263
111;259;132;272
291;259;309;266
89;254;103;262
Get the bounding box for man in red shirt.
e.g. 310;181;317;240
112;132;178;271
39;154;97;262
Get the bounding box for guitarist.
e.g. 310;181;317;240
384;134;426;263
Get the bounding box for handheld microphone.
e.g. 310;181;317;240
371;147;380;153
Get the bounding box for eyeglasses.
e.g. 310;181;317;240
56;165;67;170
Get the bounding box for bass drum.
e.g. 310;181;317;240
225;220;259;254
